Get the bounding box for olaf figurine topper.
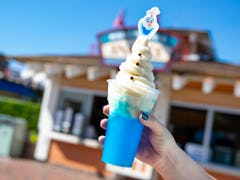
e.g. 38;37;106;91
138;7;160;39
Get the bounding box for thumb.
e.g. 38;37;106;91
139;112;164;136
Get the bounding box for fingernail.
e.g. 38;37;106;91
142;112;149;120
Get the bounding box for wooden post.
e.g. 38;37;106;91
87;66;110;81
234;80;240;97
153;73;172;126
202;77;216;94
65;65;88;78
202;109;214;162
34;74;61;161
172;74;188;91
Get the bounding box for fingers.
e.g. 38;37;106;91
139;113;164;136
103;105;110;116
100;118;108;130
98;135;105;145
99;105;109;146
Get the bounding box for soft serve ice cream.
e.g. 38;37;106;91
102;7;160;167
117;36;155;89
107;7;160;117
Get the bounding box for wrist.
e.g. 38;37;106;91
152;142;179;176
152;143;213;180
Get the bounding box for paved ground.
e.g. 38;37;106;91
0;157;111;180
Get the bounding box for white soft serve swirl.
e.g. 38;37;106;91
115;36;156;91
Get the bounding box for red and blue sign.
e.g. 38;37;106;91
98;28;180;72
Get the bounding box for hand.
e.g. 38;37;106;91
98;105;176;168
99;105;215;179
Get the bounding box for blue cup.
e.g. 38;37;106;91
101;79;159;167
101;112;144;167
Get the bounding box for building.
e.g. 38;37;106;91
2;27;240;180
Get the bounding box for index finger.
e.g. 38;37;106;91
103;105;110;116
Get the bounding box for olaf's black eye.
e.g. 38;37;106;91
136;62;140;66
130;76;134;80
138;53;142;57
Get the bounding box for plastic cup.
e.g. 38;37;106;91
101;79;160;167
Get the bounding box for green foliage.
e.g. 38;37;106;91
0;96;41;131
29;130;38;143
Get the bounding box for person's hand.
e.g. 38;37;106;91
98;105;176;168
99;105;215;179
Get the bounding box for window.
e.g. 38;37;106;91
169;104;240;169
169;106;207;149
53;89;93;137
89;95;108;138
211;112;240;167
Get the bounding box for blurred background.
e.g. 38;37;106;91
0;0;239;65
0;1;240;180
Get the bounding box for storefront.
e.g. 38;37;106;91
6;28;240;180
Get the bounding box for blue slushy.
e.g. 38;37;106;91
101;7;160;167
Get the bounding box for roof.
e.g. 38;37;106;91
7;55;100;66
6;54;240;78
171;61;240;78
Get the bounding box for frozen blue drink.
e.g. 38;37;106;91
101;7;160;167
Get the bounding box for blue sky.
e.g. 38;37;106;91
0;0;239;65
